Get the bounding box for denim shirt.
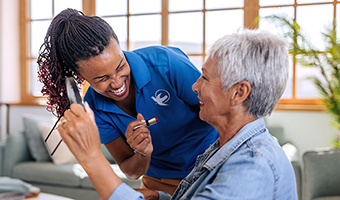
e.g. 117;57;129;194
110;118;298;200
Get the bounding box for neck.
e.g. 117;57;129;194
213;112;257;147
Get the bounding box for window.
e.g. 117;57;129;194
21;0;337;110
258;0;337;110
20;0;83;104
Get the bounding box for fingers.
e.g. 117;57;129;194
136;113;145;122
57;102;101;163
126;127;151;150
69;103;86;117
84;102;95;122
58;114;81;144
58;103;90;141
126;114;145;134
59;118;68;127
125;114;152;154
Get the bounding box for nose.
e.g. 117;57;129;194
192;76;201;94
109;77;121;88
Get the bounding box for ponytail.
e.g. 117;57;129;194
37;8;118;116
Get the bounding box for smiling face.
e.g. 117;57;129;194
76;39;132;102
192;57;233;125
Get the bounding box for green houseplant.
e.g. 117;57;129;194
264;15;340;148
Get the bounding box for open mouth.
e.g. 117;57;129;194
109;80;127;97
198;99;204;106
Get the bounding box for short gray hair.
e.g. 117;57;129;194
207;29;289;118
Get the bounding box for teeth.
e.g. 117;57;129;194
111;81;126;95
199;101;203;105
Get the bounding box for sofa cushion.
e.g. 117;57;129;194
267;126;285;145
77;164;142;189
38;123;77;165
313;197;340;200
101;145;115;164
22;114;54;162
12;162;81;187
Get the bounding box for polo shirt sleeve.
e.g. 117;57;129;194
89;104;121;144
95;117;121;144
167;47;201;106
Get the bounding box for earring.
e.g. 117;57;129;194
232;102;235;106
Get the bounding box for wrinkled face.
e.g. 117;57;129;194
192;57;232;124
77;39;131;102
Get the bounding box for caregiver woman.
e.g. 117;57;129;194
37;8;218;195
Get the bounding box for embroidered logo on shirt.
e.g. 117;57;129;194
151;89;170;106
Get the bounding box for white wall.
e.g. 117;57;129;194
266;110;338;159
0;0;2;101
0;0;20;103
0;0;18;140
0;0;3;140
0;0;20;141
8;105;53;134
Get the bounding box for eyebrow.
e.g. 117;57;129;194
115;57;124;70
201;68;207;75
93;58;124;81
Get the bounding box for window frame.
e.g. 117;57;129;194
20;0;328;110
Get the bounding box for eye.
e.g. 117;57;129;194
98;76;109;83
202;75;208;80
116;63;125;72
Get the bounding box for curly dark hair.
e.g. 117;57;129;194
37;8;119;117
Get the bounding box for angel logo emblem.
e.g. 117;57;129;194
151;89;170;106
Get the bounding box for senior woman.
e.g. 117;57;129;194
58;29;298;200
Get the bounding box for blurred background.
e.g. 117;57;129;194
1;0;339;160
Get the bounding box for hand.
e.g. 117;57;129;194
58;102;102;165
135;189;159;200
125;114;153;157
59;102;124;200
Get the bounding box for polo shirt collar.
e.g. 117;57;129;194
124;51;151;92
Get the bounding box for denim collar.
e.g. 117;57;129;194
203;118;266;171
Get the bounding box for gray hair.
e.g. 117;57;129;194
207;29;289;118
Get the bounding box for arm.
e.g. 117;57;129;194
105;115;153;179
167;47;202;106
59;102;159;200
58;103;121;199
58;103;146;200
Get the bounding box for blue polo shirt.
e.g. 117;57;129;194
84;46;218;179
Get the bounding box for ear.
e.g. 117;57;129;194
231;80;251;106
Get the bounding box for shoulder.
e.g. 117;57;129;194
133;45;187;56
132;46;189;64
84;86;95;105
84;86;107;112
248;132;290;167
231;132;295;183
220;132;286;174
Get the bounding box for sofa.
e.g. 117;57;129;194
1;114;301;200
2;131;142;200
1;113;142;200
302;148;340;200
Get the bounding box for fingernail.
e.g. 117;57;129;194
140;120;145;123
